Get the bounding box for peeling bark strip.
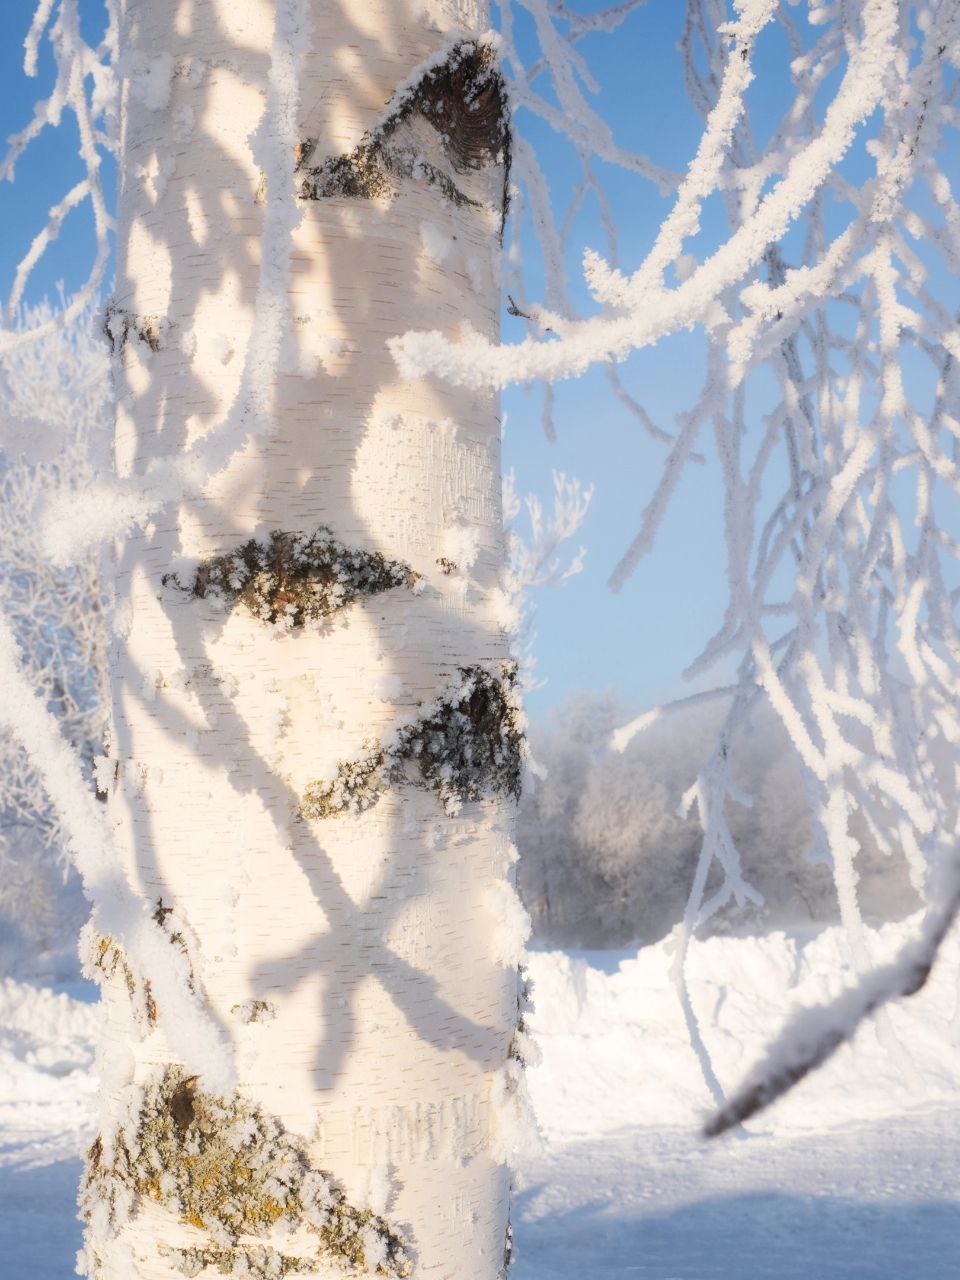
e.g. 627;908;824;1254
302;663;524;819
163;528;418;626
297;41;511;224
81;1067;410;1280
101;299;169;354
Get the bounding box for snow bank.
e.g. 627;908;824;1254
525;916;960;1140
0;979;99;1167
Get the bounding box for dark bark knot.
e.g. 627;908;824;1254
296;41;511;230
301;663;525;819
163;528;418;628
102;299;169;355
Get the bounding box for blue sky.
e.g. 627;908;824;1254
0;2;810;719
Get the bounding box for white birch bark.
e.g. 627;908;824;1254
82;2;522;1277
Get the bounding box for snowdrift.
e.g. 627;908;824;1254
526;914;960;1141
0;979;99;1167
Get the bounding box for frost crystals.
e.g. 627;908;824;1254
165;528;417;627
302;664;524;818
81;1067;410;1279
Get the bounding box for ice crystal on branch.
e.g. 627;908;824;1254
501;469;592;688
164;528;418;628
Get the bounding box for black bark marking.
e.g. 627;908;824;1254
297;41;511;231
163;528;418;627
102;300;169;354
301;663;525;819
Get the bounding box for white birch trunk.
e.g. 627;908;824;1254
82;2;523;1277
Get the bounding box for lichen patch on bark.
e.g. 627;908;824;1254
164;528;417;627
301;663;525;819
81;1067;410;1279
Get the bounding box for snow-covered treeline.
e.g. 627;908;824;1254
519;693;920;949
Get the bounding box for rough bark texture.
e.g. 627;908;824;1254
85;1;518;1277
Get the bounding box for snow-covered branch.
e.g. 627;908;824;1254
0;301;234;1084
39;0;310;565
704;862;960;1136
0;612;233;1090
0;302;108;883
0;1;117;350
501;468;592;687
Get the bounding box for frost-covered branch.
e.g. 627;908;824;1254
705;862;960;1136
0;305;232;1079
0;612;233;1089
500;468;592;686
393;0;906;388
0;1;117;349
503;468;592;597
493;0;677;439
40;0;311;565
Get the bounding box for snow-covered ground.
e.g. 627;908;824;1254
3;918;960;1277
516;918;960;1279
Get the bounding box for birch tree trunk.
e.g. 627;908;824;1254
81;2;523;1277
